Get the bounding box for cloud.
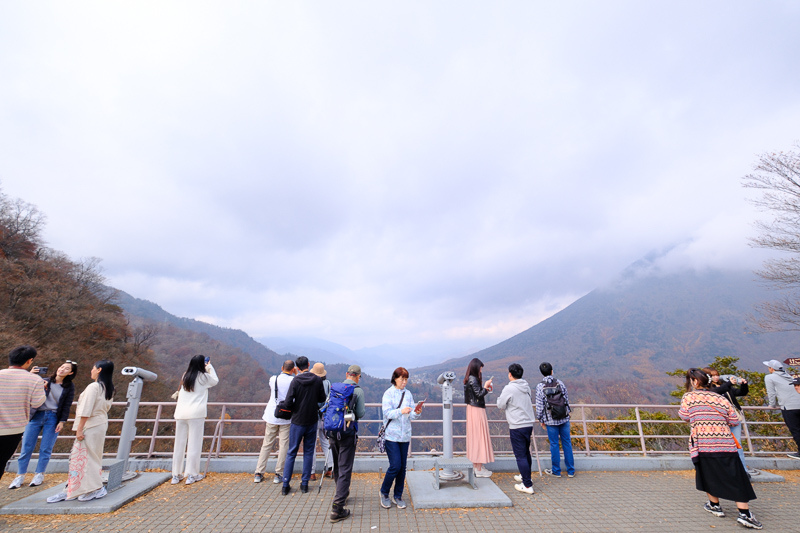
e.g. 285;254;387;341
1;2;799;351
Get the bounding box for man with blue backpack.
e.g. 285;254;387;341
324;364;366;523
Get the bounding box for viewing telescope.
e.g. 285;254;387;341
121;366;158;382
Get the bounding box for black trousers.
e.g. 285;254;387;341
0;433;23;483
782;408;800;451
329;432;357;507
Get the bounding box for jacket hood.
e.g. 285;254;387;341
509;378;531;395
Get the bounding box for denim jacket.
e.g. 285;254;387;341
381;386;420;443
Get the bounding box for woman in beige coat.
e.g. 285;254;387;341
47;361;114;503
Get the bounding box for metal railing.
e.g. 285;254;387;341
23;402;796;460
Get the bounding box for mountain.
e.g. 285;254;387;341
114;290;285;373
257;336;358;367
414;266;800;403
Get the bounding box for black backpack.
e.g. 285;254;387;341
542;377;569;420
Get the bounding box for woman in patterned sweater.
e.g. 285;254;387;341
679;368;761;529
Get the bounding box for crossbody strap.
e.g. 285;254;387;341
384;391;406;428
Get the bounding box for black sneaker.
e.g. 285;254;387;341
281;485;291;496
254;473;263;483
704;502;725;517
300;484;308;494
737;513;763;529
544;469;561;478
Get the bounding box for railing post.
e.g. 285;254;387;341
634;407;647;456
581;406;590;454
215;405;227;458
742;415;755;457
148;404;163;457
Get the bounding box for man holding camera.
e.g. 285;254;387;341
0;346;46;482
281;356;326;494
764;359;800;460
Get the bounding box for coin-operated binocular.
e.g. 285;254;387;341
116;367;159;478
436;371;462;481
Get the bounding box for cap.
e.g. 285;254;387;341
792;377;800;387
763;360;784;371
347;364;362;375
310;362;327;378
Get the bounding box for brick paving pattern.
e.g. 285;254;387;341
1;470;798;532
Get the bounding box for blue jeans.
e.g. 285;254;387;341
380;440;409;498
546;421;574;476
17;410;60;474
509;426;533;488
282;423;317;486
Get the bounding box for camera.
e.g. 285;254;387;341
121;367;158;382
36;366;48;376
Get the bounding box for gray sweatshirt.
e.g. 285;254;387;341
496;379;536;429
765;370;800;410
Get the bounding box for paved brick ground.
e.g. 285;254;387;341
0;470;798;532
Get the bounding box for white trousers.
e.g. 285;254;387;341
173;418;205;477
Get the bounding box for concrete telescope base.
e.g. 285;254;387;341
0;472;171;515
406;470;512;509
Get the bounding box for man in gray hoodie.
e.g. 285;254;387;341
763;359;800;459
497;363;536;494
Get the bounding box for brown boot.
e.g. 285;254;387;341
330;503;351;523
310;474;317;481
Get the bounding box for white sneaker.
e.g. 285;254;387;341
30;473;44;486
46;491;68;503
8;475;23;489
475;468;492;478
77;486;107;501
170;475;182;485
514;483;534;494
185;474;205;485
513;474;522;482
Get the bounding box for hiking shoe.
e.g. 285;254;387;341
310;474;317;481
787;452;800;460
513;474;522;482
475;468;492;478
330;504;351;523
46;491;68;503
704;502;725;517
544;469;561;478
380;492;392;508
392;496;407;509
185;474;204;485
30;473;44;486
737;513;763;529
8;475;23;490
514;483;534;494
77;486;107;501
273;474;282;484
170;475;182;485
253;473;263;483
300;484;309;494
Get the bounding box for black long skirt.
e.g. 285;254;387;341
693;453;756;502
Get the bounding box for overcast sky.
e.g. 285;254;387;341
1;2;798;351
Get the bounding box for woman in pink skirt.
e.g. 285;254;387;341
464;358;494;477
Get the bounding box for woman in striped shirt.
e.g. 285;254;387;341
679;368;761;529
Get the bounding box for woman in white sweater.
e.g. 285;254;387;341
172;355;219;485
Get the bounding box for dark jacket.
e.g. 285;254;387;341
710;380;749;412
284;371;326;426
42;378;76;423
464;375;489;408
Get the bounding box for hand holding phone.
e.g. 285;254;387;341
204;357;210;365
414;398;427;413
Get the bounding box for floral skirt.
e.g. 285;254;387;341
67;422;107;499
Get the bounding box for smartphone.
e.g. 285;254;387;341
204;357;210;365
414;397;427;412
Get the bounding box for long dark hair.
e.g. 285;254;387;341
685;368;710;392
464;358;483;386
182;355;208;393
95;360;115;400
48;361;78;386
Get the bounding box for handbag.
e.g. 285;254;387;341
273;376;292;420
376;391;405;453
